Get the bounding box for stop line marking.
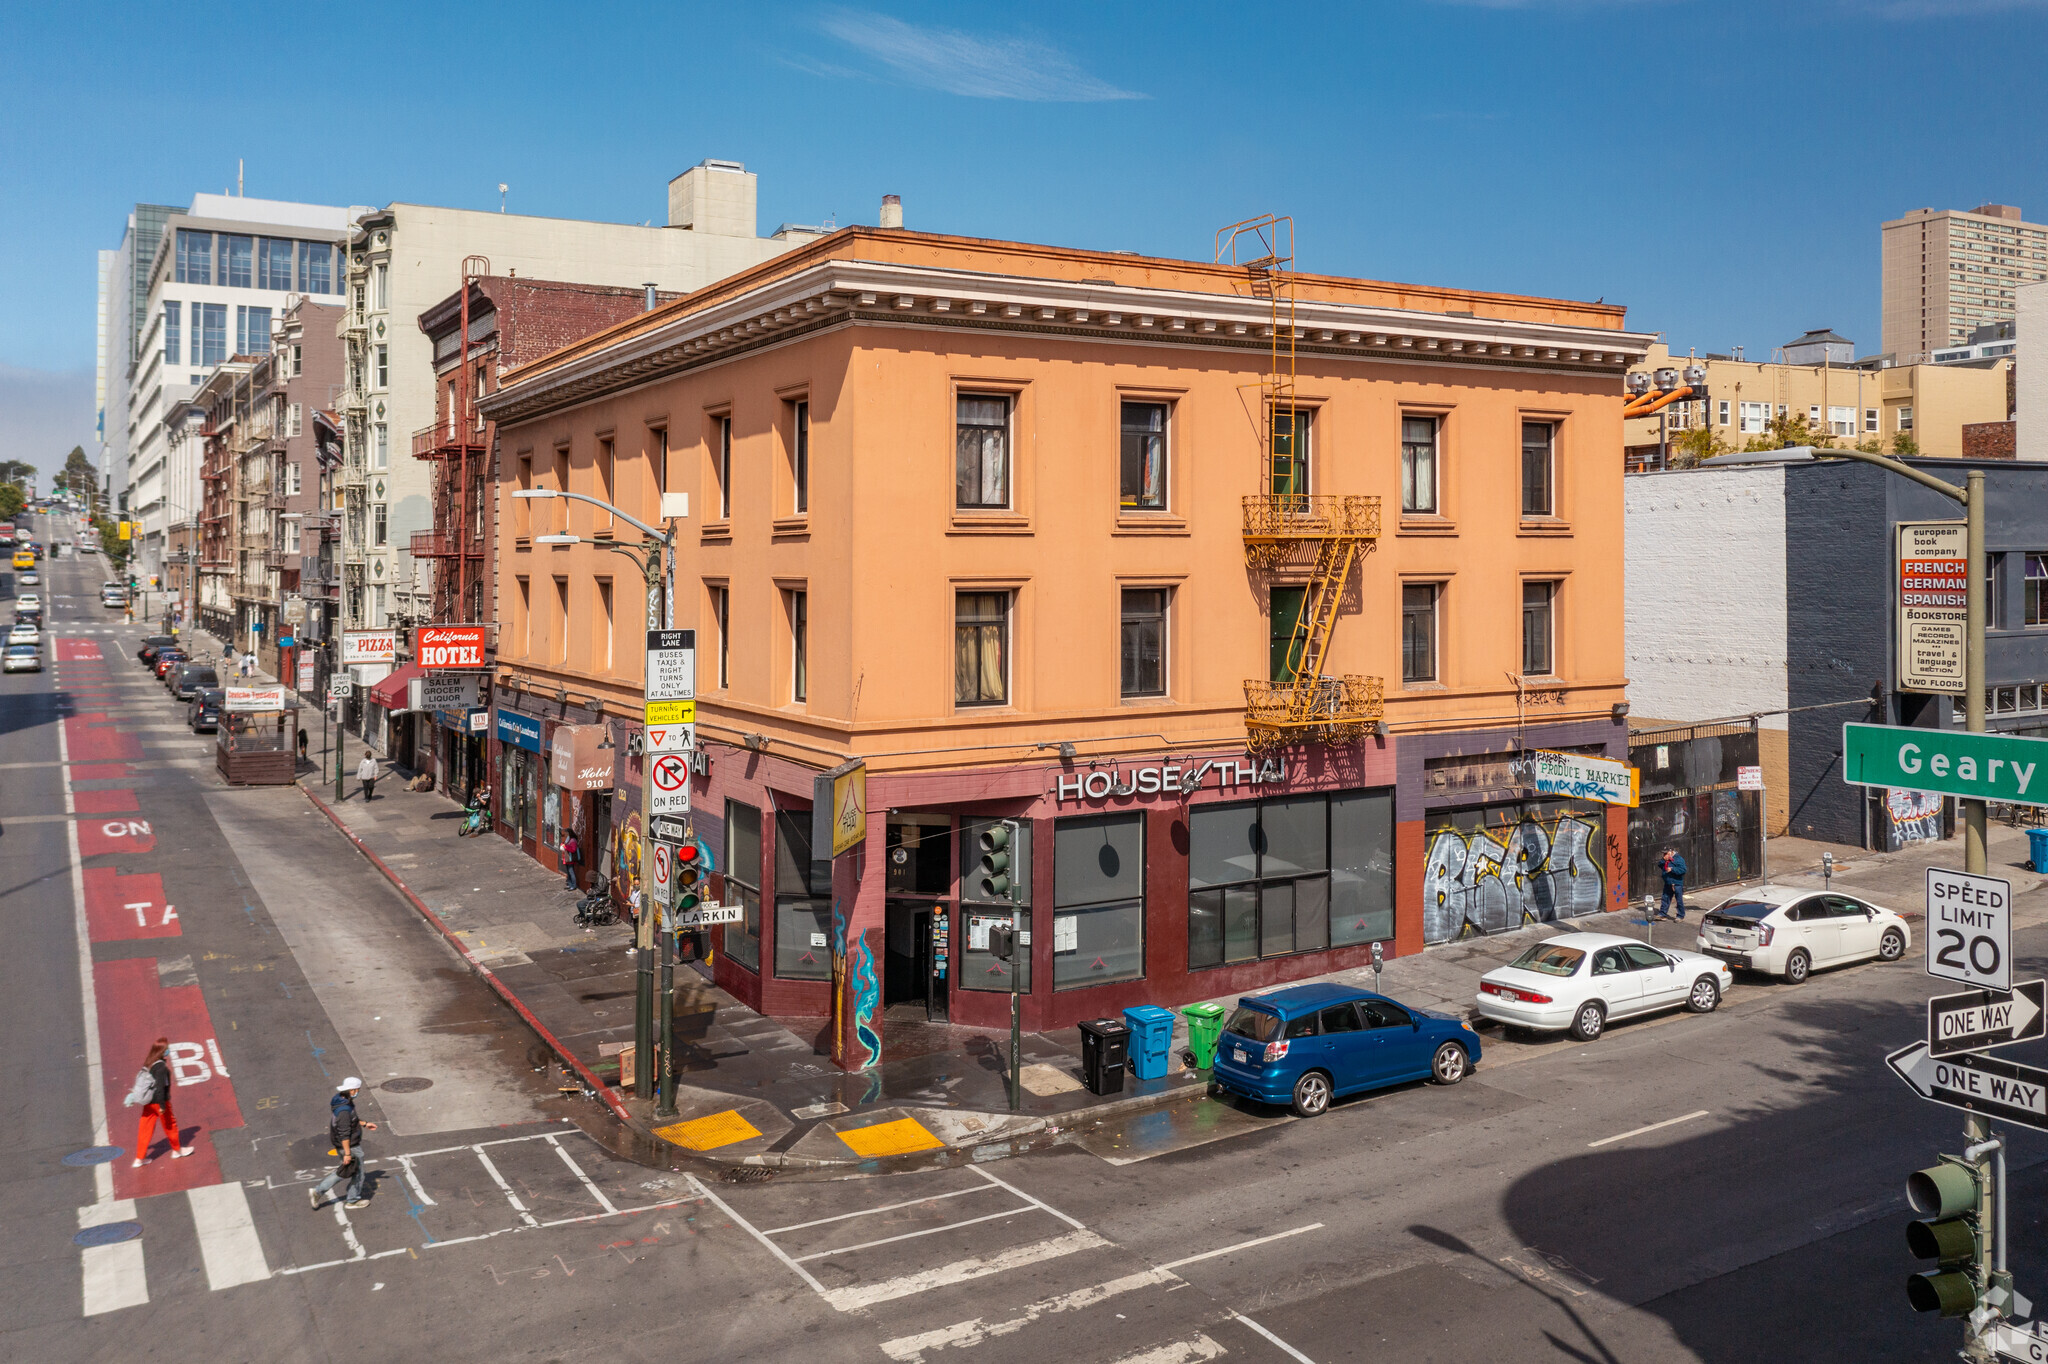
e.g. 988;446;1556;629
1588;1109;1709;1148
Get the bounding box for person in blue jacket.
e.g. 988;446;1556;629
1658;849;1688;920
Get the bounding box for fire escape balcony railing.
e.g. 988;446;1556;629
1240;493;1384;751
412;421;487;460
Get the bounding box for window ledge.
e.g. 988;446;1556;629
1401;680;1449;693
512;536;532;551
1113;515;1188;536
948;514;1033;536
771;516;809;533
1397;517;1458;536
1516;518;1572;536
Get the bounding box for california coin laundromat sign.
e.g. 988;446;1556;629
1841;722;2048;803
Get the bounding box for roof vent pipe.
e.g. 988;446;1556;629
643;283;658;311
880;195;903;230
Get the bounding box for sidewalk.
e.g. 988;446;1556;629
296;759;2048;1172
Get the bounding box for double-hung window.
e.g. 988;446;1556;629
716;415;732;519
1270;407;1309;496
1121;402;1167;509
373;502;388;548
1739;401;1770;434
1899;406;1915;432
1120;588;1167;698
1523;581;1556;676
790;400;809;514
1520;422;1553;517
1402;584;1437;683
375;345;389;389
1401;415;1438;513
956;395;1010;508
789;589;807;702
1866;408;1880;433
711;585;730;686
2026;554;2048;627
954;591;1009;705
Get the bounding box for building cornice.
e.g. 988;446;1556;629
480;257;1655;426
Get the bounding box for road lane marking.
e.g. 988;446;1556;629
791;1204;1047;1262
763;1181;997;1235
395;1155;437;1207
57;687;113;1206
1160;1223;1323;1271
1232;1313;1315;1363
78;1201;146;1316
543;1133;617;1216
1587;1109;1710;1148
473;1147;540;1228
1109;1335;1227;1364
821;1230;1111;1312
968;1164;1088;1230
686;1174;830;1296
187;1181;271;1289
880;1267;1179;1360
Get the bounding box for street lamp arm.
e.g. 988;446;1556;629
1817;448;1969;506
514;488;669;543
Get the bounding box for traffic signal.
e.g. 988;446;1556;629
987;924;1015;962
675;842;703;913
978;822;1019;902
1907;1159;1983;1317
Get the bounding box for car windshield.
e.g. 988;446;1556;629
1707;900;1776;920
5;644;35;656
1223;1006;1282;1044
1506;943;1586;977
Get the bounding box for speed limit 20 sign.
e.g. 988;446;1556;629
1926;867;2011;992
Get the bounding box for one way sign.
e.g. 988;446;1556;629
1929;979;2047;1058
1887;1041;2048;1133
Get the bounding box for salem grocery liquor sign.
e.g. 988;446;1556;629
1842;722;2048;803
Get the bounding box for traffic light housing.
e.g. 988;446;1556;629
675;842;703;913
978;822;1019;902
1907;1160;1982;1318
987;924;1015;962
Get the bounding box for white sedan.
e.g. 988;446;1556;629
1695;885;1910;983
1475;931;1734;1042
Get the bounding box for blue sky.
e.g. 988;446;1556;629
3;0;2045;485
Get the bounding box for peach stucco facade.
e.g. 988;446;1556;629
479;227;1653;1062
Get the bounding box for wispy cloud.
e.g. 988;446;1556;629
815;9;1144;102
1851;0;2048;15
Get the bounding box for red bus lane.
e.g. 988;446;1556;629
78;816;155;858
84;868;179;942
63;715;143;765
96;957;243;1198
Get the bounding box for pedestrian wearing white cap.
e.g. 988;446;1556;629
308;1077;377;1210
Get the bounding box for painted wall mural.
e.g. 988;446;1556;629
1886;788;1943;848
1423;809;1606;944
849;932;881;1069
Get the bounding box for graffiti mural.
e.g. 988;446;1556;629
848;931;881;1069
1423;809;1606;944
1886;789;1943;848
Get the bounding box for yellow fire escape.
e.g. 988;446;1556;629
1218;215;1384;752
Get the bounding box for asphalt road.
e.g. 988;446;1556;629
3;512;2042;1363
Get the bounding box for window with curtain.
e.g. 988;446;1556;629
1521;422;1553;516
722;800;761;971
163;302;181;365
1402;583;1437;683
1188;791;1392;968
176;230;213;285
222;235;252;288
1120;401;1166;509
959;818;1031;991
1523;581;1556;675
773;809;830;980
956;395;1010;508
258;238;294;291
1121;588;1166;697
954;591;1008;705
1401;415;1437;513
1053;813;1144;989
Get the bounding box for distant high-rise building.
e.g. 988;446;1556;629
1882;204;2048;360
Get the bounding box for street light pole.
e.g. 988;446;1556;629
514;488;674;1109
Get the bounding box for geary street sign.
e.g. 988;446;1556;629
1843;722;2048;805
1927;867;2013;992
1887;1041;2048;1133
1929;980;2047;1058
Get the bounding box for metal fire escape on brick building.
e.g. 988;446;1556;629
1220;215;1384;752
411;256;492;625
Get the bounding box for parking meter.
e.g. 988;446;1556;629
1821;851;1835;889
1371;940;1383;994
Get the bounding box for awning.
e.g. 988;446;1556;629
368;662;426;710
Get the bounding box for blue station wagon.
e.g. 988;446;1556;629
1210;982;1482;1117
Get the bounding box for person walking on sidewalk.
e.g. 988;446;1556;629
131;1037;189;1166
560;828;582;889
309;1078;377;1210
356;750;380;802
1658;849;1689;920
296;727;309;763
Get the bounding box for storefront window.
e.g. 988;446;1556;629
1053;813;1144;990
500;747;537;842
773;810;831;980
541;783;563;851
722;800;761;972
959;818;1031;991
1189;790;1392;968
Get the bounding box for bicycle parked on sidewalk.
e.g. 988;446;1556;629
574;873;616;927
457;785;492;837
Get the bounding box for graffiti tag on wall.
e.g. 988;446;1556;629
1423;812;1606;944
1887;789;1943;848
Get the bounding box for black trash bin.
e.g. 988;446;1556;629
1077;1017;1131;1096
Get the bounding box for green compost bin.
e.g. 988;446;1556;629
1182;1001;1226;1071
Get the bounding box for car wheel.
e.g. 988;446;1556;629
1431;1042;1468;1085
1688;977;1720;1013
1878;928;1906;962
1785;949;1811;984
1290;1070;1332;1117
1569;1001;1605;1042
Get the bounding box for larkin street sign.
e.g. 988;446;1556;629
1929;981;2047;1058
1842;723;2048;804
1887;1042;2048;1133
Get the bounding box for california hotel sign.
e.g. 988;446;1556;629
1053;755;1288;804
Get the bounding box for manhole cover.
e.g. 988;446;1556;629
63;1146;123;1167
381;1077;433;1093
75;1222;142;1247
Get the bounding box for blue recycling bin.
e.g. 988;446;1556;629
2029;828;2048;873
1122;1005;1175;1081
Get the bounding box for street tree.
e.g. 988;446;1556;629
55;446;95;501
0;483;23;520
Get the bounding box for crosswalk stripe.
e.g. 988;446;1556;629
821;1230;1110;1313
78;1200;147;1316
880;1266;1178;1361
187;1181;271;1290
1109;1335;1227;1364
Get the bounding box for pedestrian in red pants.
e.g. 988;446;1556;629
132;1037;189;1166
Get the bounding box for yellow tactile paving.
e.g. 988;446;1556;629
835;1116;944;1158
654;1109;763;1151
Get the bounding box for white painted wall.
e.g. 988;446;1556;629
1624;465;1789;728
2018;281;2048;462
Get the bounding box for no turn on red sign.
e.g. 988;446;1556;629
651;840;673;904
650;752;690;816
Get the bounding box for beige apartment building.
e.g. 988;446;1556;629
1882;203;2048;360
1625;341;2011;463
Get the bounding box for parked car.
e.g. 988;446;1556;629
187;688;223;732
1475;931;1733;1042
1696;885;1910;983
1209;982;1483;1117
170;661;218;701
2;641;39;673
137;635;178;663
152;649;186;680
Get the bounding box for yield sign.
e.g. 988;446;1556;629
1887;1041;2048;1133
646;723;690;754
1929;980;2047;1058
